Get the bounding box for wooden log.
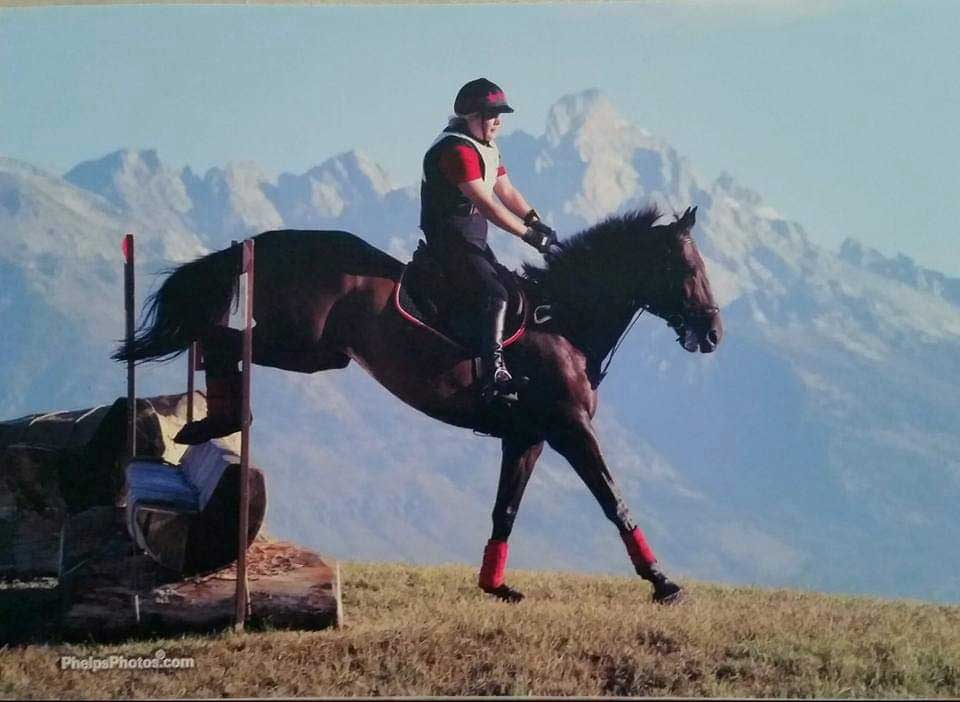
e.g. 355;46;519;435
0;445;70;576
59;507;336;640
0;393;212;577
127;461;267;575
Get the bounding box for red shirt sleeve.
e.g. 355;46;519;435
438;144;483;184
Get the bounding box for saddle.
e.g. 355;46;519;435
395;241;527;352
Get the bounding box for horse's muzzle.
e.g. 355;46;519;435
679;315;722;354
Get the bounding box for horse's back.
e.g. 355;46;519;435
253;229;404;282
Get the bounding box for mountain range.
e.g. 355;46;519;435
2;89;958;602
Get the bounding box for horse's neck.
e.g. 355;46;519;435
532;285;639;368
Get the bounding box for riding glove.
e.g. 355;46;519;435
522;220;558;254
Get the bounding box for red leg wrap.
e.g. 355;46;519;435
478;539;509;590
622;527;657;568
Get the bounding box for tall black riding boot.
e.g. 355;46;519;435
479;297;516;402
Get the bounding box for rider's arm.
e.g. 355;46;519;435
493;173;534;221
458;179;528;238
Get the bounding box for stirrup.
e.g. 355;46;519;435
481;377;518;404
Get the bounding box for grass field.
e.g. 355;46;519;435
1;561;959;698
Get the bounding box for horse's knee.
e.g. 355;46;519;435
491;506;518;541
606;505;635;534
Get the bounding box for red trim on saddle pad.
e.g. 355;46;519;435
479;539;509;589
393;279;527;349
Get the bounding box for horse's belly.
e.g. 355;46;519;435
347;327;481;426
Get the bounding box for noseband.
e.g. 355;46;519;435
665;303;720;335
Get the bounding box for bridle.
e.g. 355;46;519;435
597;238;719;377
651;234;719;338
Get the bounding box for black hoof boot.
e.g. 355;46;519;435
175;374;248;445
641;564;685;605
652;580;684;605
173;417;244;446
481;583;525;603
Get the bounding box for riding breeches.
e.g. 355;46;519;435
433;242;508;308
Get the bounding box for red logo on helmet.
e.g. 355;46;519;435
486;90;505;104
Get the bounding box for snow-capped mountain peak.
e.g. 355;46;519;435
545;89;632;148
64;148;190;216
305;150;393;199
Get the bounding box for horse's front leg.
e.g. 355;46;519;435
547;412;683;604
478;435;544;603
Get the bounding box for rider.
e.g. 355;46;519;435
420;78;559;400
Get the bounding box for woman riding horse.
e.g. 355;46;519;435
116;174;722;606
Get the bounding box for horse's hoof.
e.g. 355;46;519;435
173;417;245;445
652;583;685;605
481;583;525;603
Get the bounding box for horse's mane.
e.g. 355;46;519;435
521;206;663;300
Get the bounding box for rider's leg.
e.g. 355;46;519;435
466;254;514;398
435;245;515;399
478;293;513;397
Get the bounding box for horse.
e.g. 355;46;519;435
114;205;722;603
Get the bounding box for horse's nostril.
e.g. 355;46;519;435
708;329;719;345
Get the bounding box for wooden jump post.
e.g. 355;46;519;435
123;234;136;462
235;238;254;631
122;234;256;631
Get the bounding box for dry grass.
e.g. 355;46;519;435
2;561;959;698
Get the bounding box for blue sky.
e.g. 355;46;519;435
2;1;958;275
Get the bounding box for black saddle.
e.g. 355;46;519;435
395;241;527;351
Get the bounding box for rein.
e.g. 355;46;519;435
598;304;646;383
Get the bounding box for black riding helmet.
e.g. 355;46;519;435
454;78;515;117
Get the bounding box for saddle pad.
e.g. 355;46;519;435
394;266;526;351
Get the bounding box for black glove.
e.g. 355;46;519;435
522;220;558;254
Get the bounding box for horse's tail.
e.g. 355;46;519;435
112;243;243;365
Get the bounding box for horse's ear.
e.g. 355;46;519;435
678;205;697;233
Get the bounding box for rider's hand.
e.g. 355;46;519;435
522;220;559;255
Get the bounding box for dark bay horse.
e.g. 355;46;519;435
115;206;722;603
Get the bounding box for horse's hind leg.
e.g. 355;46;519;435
479;435;544;603
547;414;683;604
174;325;245;445
174;324;352;444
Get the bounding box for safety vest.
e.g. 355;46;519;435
420;128;501;252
